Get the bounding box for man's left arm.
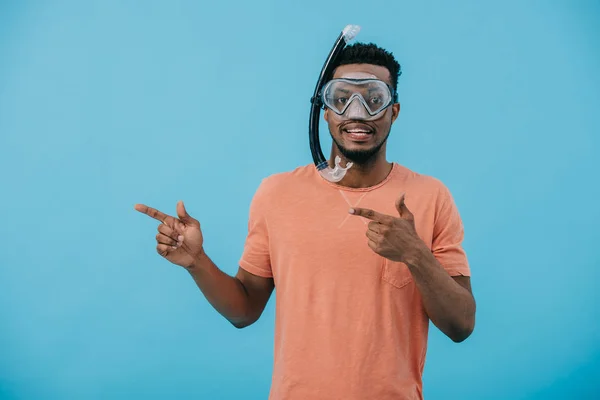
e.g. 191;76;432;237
404;250;475;342
350;189;475;343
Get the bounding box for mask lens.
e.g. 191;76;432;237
362;81;390;114
323;81;354;114
322;79;392;116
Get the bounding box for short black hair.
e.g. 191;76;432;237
334;42;402;90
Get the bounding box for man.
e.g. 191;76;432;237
135;43;476;400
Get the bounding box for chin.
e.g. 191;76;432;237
330;127;390;164
338;147;380;164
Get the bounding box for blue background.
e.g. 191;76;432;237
1;1;598;399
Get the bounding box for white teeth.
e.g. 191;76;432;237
346;129;371;133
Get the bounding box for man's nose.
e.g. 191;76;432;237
345;98;369;120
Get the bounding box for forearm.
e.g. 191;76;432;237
185;252;255;328
406;248;476;342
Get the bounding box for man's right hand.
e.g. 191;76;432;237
134;201;204;269
135;199;274;328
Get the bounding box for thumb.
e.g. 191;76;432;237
176;200;199;227
395;193;413;220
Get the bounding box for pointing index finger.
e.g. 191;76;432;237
349;207;393;224
134;204;173;224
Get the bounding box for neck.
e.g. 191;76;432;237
329;148;393;189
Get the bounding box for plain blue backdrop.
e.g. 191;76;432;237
1;1;598;399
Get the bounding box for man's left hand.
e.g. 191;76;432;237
349;193;427;264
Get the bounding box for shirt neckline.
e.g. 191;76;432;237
315;162;398;192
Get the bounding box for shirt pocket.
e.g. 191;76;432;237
381;259;413;289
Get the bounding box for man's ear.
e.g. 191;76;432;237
391;102;400;123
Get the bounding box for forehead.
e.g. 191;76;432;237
332;64;392;86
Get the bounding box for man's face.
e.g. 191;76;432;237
324;64;400;164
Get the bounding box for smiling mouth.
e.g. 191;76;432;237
342;124;374;141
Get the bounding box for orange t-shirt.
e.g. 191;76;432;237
239;163;470;400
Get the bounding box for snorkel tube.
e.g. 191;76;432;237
309;24;361;183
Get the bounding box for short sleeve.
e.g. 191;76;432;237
239;179;273;278
432;183;471;277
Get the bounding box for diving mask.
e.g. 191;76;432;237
321;78;397;121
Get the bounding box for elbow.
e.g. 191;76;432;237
449;298;476;343
231;321;250;329
449;327;473;343
229;313;259;329
449;318;475;343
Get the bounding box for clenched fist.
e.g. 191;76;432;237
134;200;204;269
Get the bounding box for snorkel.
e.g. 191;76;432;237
309;24;361;183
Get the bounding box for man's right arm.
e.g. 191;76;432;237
186;252;274;328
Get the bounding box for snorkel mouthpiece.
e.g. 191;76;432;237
309;24;361;183
319;156;353;182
